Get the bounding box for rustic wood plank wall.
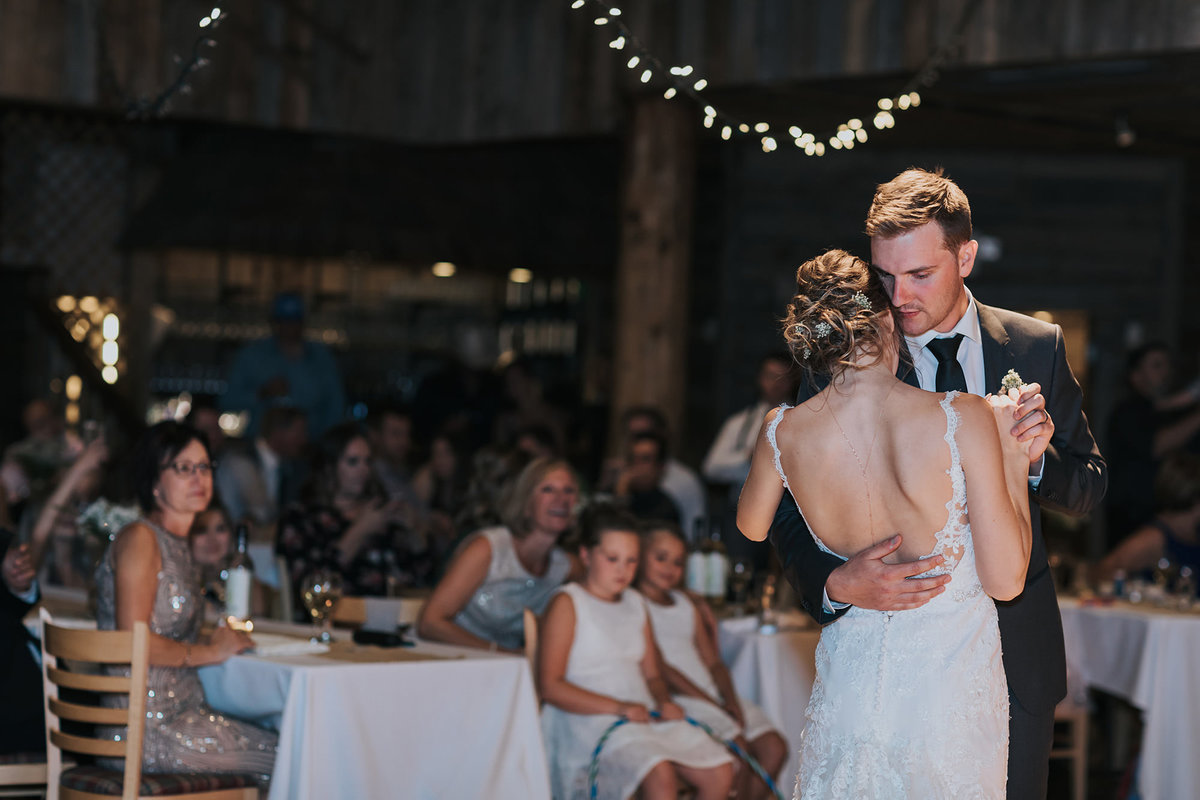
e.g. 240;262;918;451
0;0;1197;143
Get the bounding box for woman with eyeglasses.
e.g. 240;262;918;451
277;422;429;616
93;420;277;784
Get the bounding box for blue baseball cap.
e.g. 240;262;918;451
271;292;305;321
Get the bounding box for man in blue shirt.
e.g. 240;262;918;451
222;293;346;438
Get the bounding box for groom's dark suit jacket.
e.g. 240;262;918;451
770;302;1107;713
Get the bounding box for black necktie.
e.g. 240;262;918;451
927;335;968;393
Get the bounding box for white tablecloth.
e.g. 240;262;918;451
198;632;550;800
1059;598;1200;800
717;614;820;789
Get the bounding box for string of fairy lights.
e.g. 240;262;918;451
127;6;225;119
571;0;983;155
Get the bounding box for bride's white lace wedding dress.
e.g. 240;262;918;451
768;393;1008;800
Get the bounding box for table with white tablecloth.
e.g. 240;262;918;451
717;613;820;789
198;631;550;800
1059;598;1200;800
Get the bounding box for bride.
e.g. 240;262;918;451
737;249;1032;799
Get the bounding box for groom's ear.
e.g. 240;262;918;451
956;240;979;279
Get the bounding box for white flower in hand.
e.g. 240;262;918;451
1000;369;1024;394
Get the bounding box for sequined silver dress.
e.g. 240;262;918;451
95;518;276;781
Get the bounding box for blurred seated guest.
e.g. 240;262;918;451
184;395;227;463
94;421;276;781
216;405;308;542
493;357;568;455
277;423;430;609
1096;451;1200;583
413;432;471;554
702;353;795;488
615;432;681;525
602;407;707;542
512;423;561;461
1106;342;1200;548
1;526;45;755
418;457;580;652
29;435;109;588
452;446;532;537
367;405;419;502
2;397;83;532
189;503;269;619
222;291;345;439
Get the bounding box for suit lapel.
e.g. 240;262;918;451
977;303;1014;394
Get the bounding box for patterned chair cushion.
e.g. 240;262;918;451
61;765;258;795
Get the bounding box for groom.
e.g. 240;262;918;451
770;167;1106;799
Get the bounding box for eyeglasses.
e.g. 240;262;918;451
165;460;216;477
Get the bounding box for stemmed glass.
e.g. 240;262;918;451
301;568;343;643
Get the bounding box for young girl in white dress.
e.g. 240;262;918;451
637;523;788;800
539;504;734;800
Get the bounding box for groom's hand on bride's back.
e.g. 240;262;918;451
825;535;950;611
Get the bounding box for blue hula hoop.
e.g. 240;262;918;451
586;709;785;800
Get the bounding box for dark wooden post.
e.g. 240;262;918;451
610;96;696;451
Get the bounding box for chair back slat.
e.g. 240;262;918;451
48;697;130;726
47;729;126;760
47;667;131;693
43;625;135;664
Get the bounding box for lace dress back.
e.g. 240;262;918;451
768;393;1008;799
94;518;276;781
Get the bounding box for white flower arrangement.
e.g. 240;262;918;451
77;498;140;544
1000;369;1024;393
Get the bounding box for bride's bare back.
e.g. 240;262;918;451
781;381;962;564
739;373;1034;601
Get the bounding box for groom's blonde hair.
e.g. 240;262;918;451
866;167;972;253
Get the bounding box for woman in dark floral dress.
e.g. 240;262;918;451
277;423;431;614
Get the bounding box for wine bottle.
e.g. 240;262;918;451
224;523;255;629
705;527;729;608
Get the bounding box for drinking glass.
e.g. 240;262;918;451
301;568;343;643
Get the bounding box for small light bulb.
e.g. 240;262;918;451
664;87;677;99
738;124;749;133
721;126;732;140
593;16;608;25
788;126;802;138
199;16;211;27
693;79;707;91
878;97;893;110
627;56;640;68
754;122;769;133
609;36;625;49
908;92;921;107
610;6;622;15
640;69;652;83
855;128;867;143
815;142;825;156
571;0;585;8
897;94;911;110
848;118;862;130
703;115;714;128
704;105;715;117
804;142;816;155
211;8;221;19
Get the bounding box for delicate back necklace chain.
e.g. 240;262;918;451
826;380;898;535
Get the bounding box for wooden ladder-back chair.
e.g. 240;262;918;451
40;610;258;800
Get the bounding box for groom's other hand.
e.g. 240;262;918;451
825;535;951;611
1010;383;1054;465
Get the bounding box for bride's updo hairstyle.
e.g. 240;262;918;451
782;248;894;384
